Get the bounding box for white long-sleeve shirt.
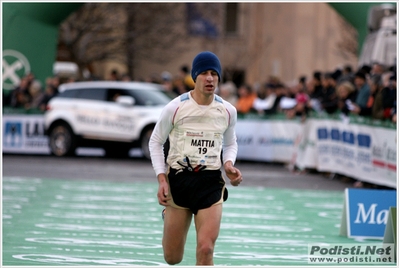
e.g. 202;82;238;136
149;92;238;176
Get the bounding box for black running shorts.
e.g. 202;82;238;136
167;167;228;215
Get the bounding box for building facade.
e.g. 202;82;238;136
90;2;358;87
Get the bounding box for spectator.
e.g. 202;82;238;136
171;76;187;96
25;80;45;110
298;76;307;94
370;75;386;120
39;78;58;111
293;79;309;118
296;95;309;118
252;83;276;115
309;71;323;99
337;64;355;84
370;63;385;76
235;84;257;114
285;81;297;99
353;71;371;108
331;68;342;82
307;71;324;113
279;97;297;119
108;69;120;81
351;74;384;119
381;73;397;120
10;76;30;108
269;83;286;114
359;65;372;76
160;71;174;93
24;72;35;88
336;81;357;116
112;93;121;102
50;76;60;94
218;81;237;106
11;91;30;109
277;82;298;119
180;65;195;91
266;75;281;87
319;72;338;114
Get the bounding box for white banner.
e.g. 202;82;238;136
296;118;396;188
235;119;302;162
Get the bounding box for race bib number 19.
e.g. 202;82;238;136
183;131;221;166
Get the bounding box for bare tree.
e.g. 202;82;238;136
59;3;211;79
58;3;127;78
124;3;189;78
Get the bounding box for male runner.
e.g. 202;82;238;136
149;51;242;265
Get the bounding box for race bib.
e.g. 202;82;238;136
182;131;222;166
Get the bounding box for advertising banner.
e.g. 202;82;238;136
340;188;397;239
3;115;50;154
235;119;302;162
299;118;397;188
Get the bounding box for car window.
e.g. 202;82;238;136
128;89;173;106
57;89;79;98
76;88;107;101
107;89;130;102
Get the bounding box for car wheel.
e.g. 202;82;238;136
49;123;76;156
141;128;153;160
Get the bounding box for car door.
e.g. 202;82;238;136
100;88;138;141
73;87;108;139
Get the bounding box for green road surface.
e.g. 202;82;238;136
2;176;393;266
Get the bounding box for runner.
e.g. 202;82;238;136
149;51;242;265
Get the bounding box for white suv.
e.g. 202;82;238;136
44;81;172;159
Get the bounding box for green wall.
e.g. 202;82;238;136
2;3;83;92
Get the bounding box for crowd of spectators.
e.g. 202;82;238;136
4;63;396;125
3;64;196;112
217;62;396;124
214;63;396;189
4;72;65;112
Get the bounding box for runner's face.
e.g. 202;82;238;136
196;70;219;95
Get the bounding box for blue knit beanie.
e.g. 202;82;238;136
191;51;222;82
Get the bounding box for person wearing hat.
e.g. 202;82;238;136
149;51;242;265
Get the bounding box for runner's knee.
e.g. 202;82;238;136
164;254;183;265
196;240;214;260
164;250;183;265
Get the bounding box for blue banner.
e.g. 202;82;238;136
346;188;397;238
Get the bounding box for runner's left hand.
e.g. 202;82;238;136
224;162;242;186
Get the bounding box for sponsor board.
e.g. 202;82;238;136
298;118;396;188
340;188;397;239
3;115;50;154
